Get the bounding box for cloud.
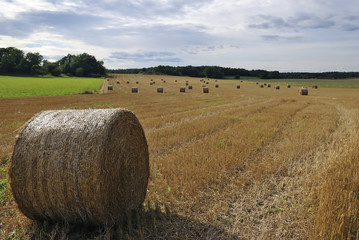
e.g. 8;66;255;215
248;13;335;30
0;0;358;71
110;51;182;63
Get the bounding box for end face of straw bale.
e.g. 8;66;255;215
132;87;138;93
10;108;149;226
299;87;308;95
180;86;186;92
157;86;164;93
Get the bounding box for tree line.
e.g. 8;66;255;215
0;47;106;77
109;65;359;79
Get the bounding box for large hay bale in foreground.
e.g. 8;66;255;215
10;109;149;225
299;87;308;95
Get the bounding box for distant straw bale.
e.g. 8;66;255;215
276;85;280;90
268;84;271;87
287;84;291;88
157;86;164;93
180;86;186;92
203;87;209;93
108;85;113;90
10;108;149;225
299;87;308;95
236;85;240;89
132;87;138;93
215;84;219;88
188;85;193;89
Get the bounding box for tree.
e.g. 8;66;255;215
203;66;224;79
0;47;24;73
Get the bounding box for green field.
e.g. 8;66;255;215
0;75;104;98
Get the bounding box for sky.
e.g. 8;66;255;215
0;0;358;72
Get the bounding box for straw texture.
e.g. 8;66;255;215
10;108;149;225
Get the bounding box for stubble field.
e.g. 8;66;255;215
1;74;359;239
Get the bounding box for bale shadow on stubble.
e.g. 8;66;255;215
29;208;243;240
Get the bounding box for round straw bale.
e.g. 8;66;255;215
236;85;240;89
185;82;188;86
203;87;209;93
299;87;308;95
108;85;113;90
206;82;209;84
287;84;291;88
267;84;271;87
312;85;318;89
180;86;186;92
264;83;267;86
175;80;177;82
132;87;138;93
188;85;193;89
215;84;219;88
9;108;149;225
256;82;259;85
136;81;139;84
260;84;264;88
157;86;164;93
163;80;166;83
126;81;130;84
116;81;120;84
276;85;280;90
215;80;217;82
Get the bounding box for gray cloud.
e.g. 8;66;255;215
249;13;335;30
110;51;182;63
261;35;304;41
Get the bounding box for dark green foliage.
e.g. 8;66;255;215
0;47;106;77
109;65;359;80
58;53;106;77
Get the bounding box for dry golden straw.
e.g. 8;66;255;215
10;108;149;226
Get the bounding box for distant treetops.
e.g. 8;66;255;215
0;47;106;77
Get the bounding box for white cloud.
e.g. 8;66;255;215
0;0;358;71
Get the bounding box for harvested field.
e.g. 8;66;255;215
1;74;359;239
